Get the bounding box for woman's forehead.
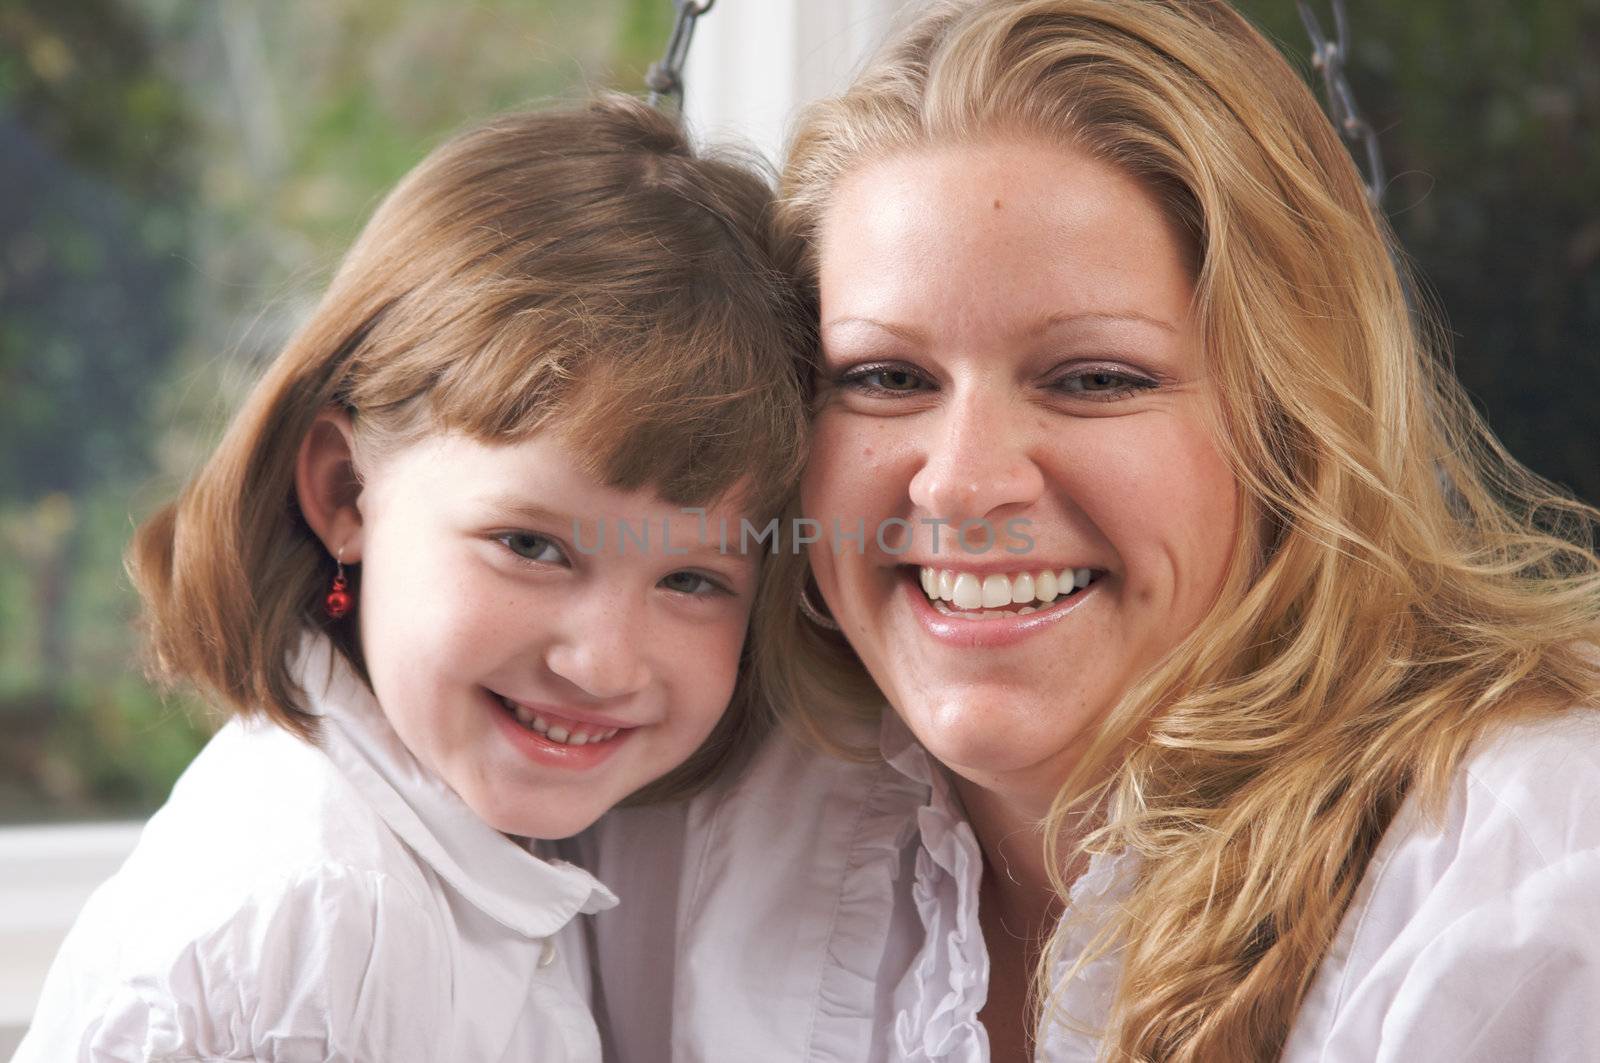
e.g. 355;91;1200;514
816;140;1195;349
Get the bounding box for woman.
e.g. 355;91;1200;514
574;1;1600;1059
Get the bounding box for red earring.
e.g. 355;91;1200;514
325;549;352;620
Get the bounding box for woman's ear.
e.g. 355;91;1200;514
296;408;366;562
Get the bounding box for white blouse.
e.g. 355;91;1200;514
569;708;1600;1062
16;638;617;1063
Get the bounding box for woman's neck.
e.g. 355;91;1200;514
954;776;1097;1063
951;776;1094;938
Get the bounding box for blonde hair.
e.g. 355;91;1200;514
130;94;812;802
772;1;1600;1057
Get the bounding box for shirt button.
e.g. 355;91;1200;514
538;937;557;969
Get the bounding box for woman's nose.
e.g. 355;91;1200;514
907;391;1045;526
543;603;652;701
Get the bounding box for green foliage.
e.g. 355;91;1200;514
0;0;192;502
616;0;678;87
0;675;211;825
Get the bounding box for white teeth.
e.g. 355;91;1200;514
951;572;983;610
917;566;1097;614
504;700;623;745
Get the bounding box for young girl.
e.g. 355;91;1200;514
16;94;809;1062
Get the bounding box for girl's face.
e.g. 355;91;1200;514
803;139;1239;814
347;430;755;839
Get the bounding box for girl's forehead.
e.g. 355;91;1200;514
374;430;754;526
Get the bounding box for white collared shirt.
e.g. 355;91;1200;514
16;638;617;1063
570;709;1600;1061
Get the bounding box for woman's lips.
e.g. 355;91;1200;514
899;564;1099;648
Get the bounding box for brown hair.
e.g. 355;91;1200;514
772;0;1600;1057
129;93;813;801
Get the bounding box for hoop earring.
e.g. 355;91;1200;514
799;577;841;632
324;547;353;620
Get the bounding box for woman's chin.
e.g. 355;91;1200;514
897;690;1098;790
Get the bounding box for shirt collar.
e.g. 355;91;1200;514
874;708;1139;1060
290;635;618;939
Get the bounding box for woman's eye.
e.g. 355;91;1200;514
839;364;930;395
1054;368;1155;400
660;570;724;597
498;532;566;564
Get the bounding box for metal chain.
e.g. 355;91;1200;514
645;0;716;111
1297;0;1386;208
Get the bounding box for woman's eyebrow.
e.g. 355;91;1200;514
1036;310;1180;335
821;316;926;344
821;310;1180;345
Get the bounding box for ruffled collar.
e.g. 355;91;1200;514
875;712;1136;1062
289;635;617;939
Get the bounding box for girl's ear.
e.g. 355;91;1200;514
296;408;366;562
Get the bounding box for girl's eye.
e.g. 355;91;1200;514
837;363;931;396
659;570;725;597
498;531;567;565
1053;367;1156;400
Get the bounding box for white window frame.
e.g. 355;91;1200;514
683;0;919;167
0;822;146;1050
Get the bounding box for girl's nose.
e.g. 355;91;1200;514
543;611;652;701
907;392;1045;527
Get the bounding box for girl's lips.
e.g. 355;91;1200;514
486;691;633;770
496;697;637;733
899;565;1098;648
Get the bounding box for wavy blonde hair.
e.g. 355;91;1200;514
130;94;812;803
767;0;1600;1057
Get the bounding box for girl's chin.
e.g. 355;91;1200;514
456;776;610;842
475;804;604;843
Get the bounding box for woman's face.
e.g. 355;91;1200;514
803;138;1239;810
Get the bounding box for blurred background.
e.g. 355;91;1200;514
0;0;1596;833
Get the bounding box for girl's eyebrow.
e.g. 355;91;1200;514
477;495;574;526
